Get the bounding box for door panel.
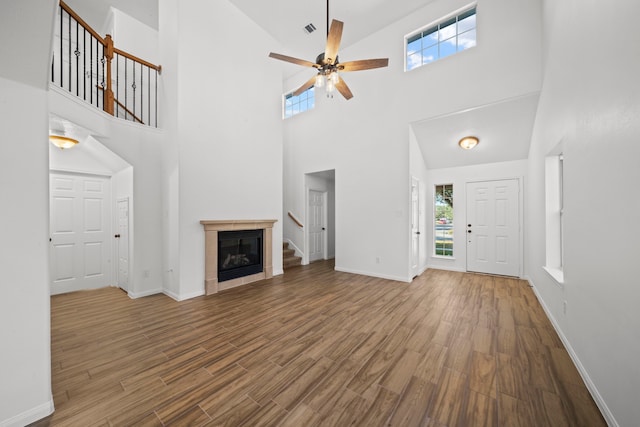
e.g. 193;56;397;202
466;179;520;276
411;178;420;277
117;199;129;291
308;190;325;262
50;173;111;294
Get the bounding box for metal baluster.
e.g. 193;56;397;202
75;20;80;96
147;66;151;126
90;35;93;105
59;8;63;87
155;69;158;128
116;53;119;118
132;60;136;120
124;57;128;120
68;9;71;92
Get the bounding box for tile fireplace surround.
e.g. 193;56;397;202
200;219;277;295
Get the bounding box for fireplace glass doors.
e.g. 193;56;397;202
217;229;263;282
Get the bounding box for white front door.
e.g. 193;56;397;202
308;190;326;262
466;179;520;277
411;178;420;277
117;198;129;291
50;173;110;295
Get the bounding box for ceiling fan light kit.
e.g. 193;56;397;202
269;1;388;100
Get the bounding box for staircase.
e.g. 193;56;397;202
283;242;302;269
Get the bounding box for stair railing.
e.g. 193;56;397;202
51;1;161;127
288;211;304;228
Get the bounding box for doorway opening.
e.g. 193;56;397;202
49;122;133;295
304;170;336;265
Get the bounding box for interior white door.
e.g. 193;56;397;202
411;178;420;277
466;179;520;276
116;198;129;291
50;173;110;295
308;190;326;262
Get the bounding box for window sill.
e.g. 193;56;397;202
432;256;456;260
543;266;564;288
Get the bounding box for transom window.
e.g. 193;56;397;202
406;6;477;71
434;184;454;257
283;86;315;119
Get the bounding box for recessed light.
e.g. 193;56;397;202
459;136;479;150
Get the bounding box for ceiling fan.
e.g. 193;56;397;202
268;0;389;100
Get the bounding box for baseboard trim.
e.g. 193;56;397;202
528;278;618;427
334;266;411;283
163;289;204;301
425;265;467;273
285;238;304;258
0;398;54;427
128;288;162;299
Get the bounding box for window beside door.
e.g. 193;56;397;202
434;184;454;257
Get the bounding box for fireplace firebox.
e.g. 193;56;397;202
217;229;263;282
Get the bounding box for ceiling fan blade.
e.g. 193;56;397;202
269;52;319;68
339;58;389;72
324;19;344;65
335;78;353;100
293;75;317;97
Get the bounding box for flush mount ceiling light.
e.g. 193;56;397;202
458;136;479;150
49;135;79;150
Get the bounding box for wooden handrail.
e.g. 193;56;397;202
97;85;145;124
114;47;162;73
60;0;104;44
288;211;304;228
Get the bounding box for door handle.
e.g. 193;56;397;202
468;230;472;233
322;227;326;231
415;231;420;235
115;234;121;238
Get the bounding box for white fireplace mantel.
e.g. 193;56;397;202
200;219;277;295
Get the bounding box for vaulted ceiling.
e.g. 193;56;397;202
60;0;539;170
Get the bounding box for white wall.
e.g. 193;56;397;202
0;1;57;424
427;160;527;273
0;77;54;426
527;1;640;425
283;0;541;282
160;0;284;300
107;7;159;65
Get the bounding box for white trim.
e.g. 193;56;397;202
334;266;411;283
285;238;304;258
542;266;564;288
128;288;162;299
528;278;619;427
425;265;467;273
273;268;284;276
0;398;54;427
163;289;204;302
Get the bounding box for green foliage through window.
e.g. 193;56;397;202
435;184;454;256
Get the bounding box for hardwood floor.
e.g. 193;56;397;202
33;261;606;426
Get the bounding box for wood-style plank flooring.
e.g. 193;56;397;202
33;261;606;426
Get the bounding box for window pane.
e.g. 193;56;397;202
458;13;476;34
407;52;423;70
405;6;476;71
407;37;422;55
439;39;457;59
283;87;314;118
435;184;454;257
439;19;457;41
422;27;438;48
458;29;476;50
422;45;438;65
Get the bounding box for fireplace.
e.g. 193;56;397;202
218;229;263;282
200;219;277;295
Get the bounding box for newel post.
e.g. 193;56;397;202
104;35;115;116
